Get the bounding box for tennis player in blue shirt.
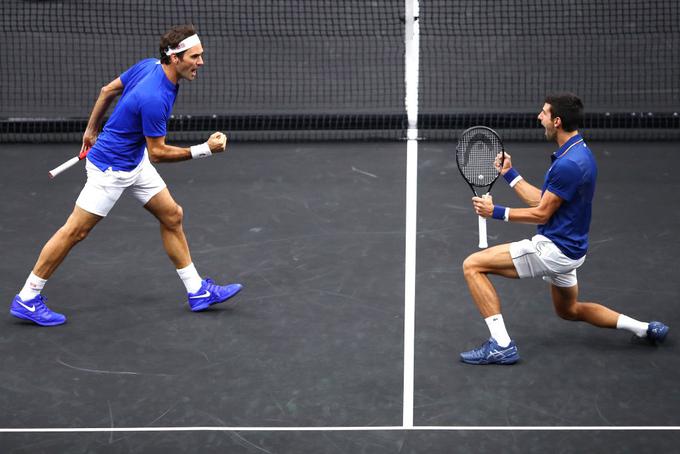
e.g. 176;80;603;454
460;93;669;364
10;25;242;326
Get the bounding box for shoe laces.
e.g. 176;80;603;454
203;278;219;293
32;295;51;316
469;340;492;358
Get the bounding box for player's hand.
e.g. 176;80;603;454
207;132;228;153
472;194;493;218
495;151;513;175
81;128;97;157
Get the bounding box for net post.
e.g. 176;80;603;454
405;0;419;133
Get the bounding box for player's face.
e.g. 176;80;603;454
538;103;557;142
176;44;204;81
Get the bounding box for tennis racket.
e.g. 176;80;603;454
455;126;504;248
48;145;91;179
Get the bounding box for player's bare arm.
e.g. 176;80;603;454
146;131;227;163
496;151;542;206
510;179;542;207
472;189;562;224
505;190;562;223
82;77;124;149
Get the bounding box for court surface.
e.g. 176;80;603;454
0;140;678;452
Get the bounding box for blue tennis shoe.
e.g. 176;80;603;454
10;294;67;326
646;321;669;344
460;337;520;365
188;278;243;312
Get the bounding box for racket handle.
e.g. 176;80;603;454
478;215;488;249
48;156;81;179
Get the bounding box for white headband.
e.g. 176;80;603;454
165;34;201;56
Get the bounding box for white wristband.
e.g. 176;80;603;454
503;168;523;188
508;175;523;188
190;142;212;159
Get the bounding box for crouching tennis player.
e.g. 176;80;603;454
460;93;668;364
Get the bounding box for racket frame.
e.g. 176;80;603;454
455;126;505;248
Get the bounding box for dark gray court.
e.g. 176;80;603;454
0;141;678;453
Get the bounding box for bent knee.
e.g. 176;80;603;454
554;305;579;321
163;203;184;229
462;253;484;276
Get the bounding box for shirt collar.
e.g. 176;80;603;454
552;133;584;161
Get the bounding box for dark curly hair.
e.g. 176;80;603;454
544;93;584;132
159;24;197;64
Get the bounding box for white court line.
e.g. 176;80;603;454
402;138;418;429
1;426;679;433
402;0;420;429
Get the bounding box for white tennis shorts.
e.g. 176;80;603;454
509;234;586;288
76;151;166;217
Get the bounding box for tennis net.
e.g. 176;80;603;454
1;0;678;142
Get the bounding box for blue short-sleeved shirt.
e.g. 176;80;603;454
87;59;179;171
537;134;597;260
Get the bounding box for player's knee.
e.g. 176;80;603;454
554;304;579;321
61;223;92;244
165;203;184;229
462;254;480;277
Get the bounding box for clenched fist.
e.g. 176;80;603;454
207;131;228;153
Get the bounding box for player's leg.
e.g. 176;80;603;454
550;283;669;343
29;159;118;284
32;205;103;280
462;243;519;318
460;243;520;364
141;183;242;312
10;159;124;326
12;204;106;326
550;283;618;327
143;187;191;269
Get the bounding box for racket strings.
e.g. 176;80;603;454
456;130;502;187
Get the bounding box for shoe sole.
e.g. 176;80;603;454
10;310;66;326
190;284;243;312
460;356;520;365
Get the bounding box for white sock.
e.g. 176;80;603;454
18;272;47;301
485;314;512;347
616;314;649;338
177;263;203;294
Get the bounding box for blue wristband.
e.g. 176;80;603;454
503;167;522;187
492;205;507;220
